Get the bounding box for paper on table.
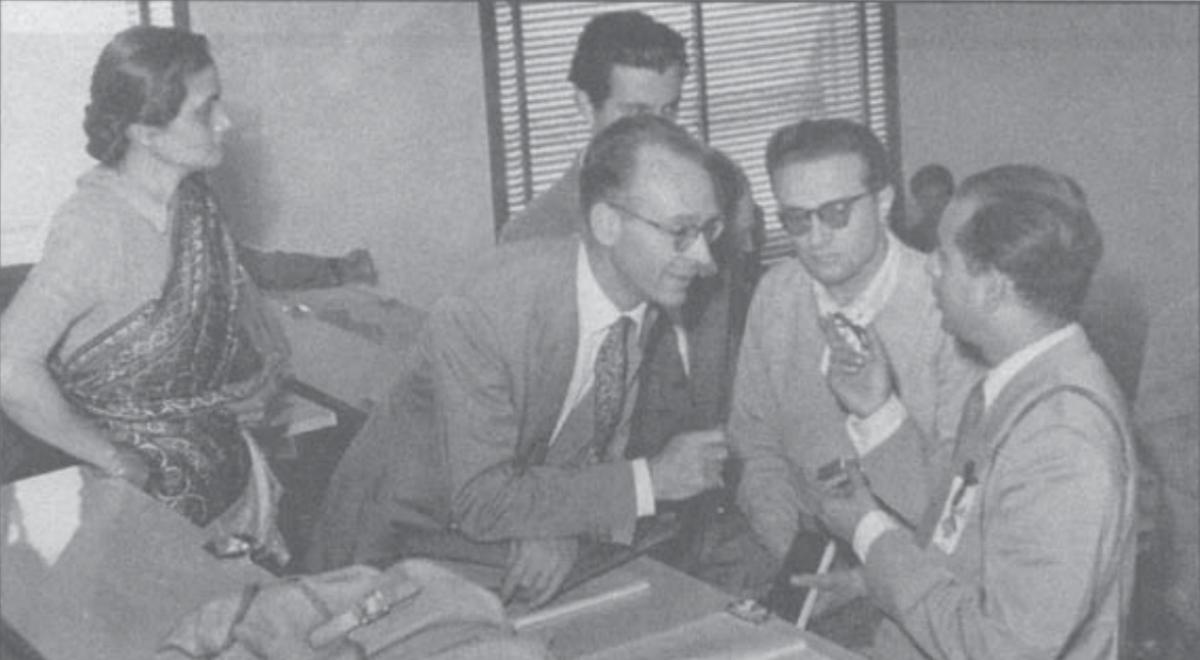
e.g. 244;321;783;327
582;611;816;660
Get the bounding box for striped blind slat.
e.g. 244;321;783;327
490;1;894;265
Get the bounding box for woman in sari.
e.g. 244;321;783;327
0;26;289;563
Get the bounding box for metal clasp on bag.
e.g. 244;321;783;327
308;584;422;648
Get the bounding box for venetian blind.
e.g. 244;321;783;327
486;1;895;264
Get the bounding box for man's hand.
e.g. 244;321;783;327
648;428;729;501
820;317;894;418
803;461;878;543
500;537;579;608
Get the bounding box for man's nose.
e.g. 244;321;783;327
684;235;717;276
805;217;833;247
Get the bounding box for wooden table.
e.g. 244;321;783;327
508;557;863;660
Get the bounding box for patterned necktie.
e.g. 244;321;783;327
593;316;634;461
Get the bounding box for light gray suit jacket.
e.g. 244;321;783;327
866;329;1137;660
307;238;645;570
728;239;980;559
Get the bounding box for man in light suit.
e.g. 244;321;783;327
729;119;979;566
497;10;772;593
308;115;730;606
799;164;1137;659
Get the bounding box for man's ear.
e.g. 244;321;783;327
574;88;597;129
979;268;1012;312
875;184;895;224
589;201;622;247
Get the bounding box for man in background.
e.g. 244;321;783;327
896;163;954;253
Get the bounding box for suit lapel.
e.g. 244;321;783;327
520;243;580;464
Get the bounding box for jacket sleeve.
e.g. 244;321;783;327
728;291;805;560
432;296;639;544
863;400;1128;659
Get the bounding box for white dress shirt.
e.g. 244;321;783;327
552;243;656;516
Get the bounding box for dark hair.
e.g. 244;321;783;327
569;11;687;108
954;165;1101;322
765;118;891;192
579;114;716;222
84;26;214;165
909;164;954;194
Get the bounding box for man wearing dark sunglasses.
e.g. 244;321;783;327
726;119;980;635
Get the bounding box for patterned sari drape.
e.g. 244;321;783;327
48;173;287;549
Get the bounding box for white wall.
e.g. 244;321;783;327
0;1;134;265
896;3;1199;394
190;1;495;309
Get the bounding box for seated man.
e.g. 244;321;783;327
730;119;979;568
800;164;1136;659
498;9;769;593
308;115;730;607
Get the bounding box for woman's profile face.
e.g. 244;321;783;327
147;65;231;173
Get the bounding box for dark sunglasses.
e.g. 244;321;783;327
777;188;877;237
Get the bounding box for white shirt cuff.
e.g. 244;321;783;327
632;458;656;517
845;394;907;457
852;509;900;562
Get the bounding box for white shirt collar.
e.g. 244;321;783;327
576;242;646;344
813;231;900;326
983;323;1081;408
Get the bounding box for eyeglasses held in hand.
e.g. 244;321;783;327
777;188;878;237
606;200;724;253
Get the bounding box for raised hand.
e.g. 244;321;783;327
820;316;894;418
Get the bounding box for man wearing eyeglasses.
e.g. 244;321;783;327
309;115;733;606
494;10;772;595
727;119;980;592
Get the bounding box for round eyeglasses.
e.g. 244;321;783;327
606;200;724;253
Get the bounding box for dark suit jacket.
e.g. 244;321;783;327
866;329;1137;659
307;238;645;570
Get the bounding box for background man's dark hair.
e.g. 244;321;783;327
955;164;1101;322
569;11;688;108
765;118;892;192
910;163;954;196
